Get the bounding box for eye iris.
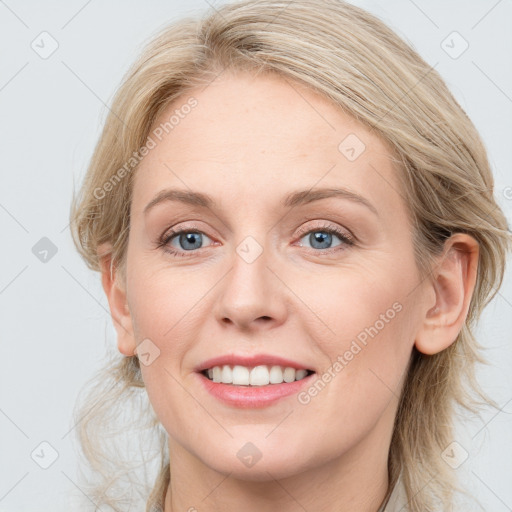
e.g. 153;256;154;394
310;231;332;249
179;232;202;250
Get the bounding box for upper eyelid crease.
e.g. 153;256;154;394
143;187;379;217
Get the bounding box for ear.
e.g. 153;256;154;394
98;243;137;356
415;233;479;355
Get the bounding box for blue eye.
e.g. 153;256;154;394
162;230;214;255
297;227;354;252
301;231;337;250
158;224;354;258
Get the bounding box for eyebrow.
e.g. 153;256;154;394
143;187;378;216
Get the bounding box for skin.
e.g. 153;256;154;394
100;70;479;512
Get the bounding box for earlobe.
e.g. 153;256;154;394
415;234;479;355
98;243;137;357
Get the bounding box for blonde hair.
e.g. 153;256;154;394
70;1;511;510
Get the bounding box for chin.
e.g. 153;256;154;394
212;458;310;482
197;441;315;482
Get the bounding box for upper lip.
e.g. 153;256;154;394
195;354;314;372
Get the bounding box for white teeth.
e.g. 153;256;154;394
212;366;222;383
204;364;311;385
295;369;308;380
232;365;250;385
250;365;270;386
269;365;283;384
221;365;233;384
283;367;296;383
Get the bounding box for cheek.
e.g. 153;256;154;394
124;260;220;421
291;255;419;413
126;255;213;345
294;260;415;354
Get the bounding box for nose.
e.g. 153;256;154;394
212;240;288;332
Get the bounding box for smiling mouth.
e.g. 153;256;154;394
201;364;315;386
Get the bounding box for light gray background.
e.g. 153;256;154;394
1;0;511;510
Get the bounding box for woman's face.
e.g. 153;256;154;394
122;71;431;480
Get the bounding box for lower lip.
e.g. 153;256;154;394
197;372;316;408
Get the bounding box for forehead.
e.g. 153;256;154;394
131;71;404;219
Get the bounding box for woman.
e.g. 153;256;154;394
70;1;511;510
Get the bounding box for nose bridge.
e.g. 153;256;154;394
213;231;287;330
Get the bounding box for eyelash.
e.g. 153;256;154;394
156;222;355;258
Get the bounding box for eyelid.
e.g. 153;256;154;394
160;221;213;242
294;220;354;242
160;220;352;242
157;219;355;258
